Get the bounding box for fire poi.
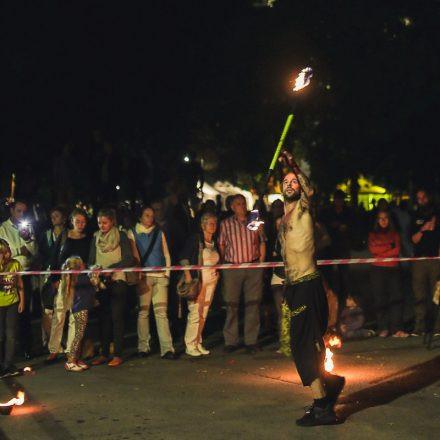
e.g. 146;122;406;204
0;391;25;415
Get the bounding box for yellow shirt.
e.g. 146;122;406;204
0;259;22;307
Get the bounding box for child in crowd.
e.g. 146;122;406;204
0;239;25;377
61;256;95;372
339;295;375;340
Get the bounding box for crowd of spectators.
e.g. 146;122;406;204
0;183;439;377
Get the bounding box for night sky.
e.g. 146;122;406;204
3;0;439;200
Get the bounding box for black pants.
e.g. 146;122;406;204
0;302;19;369
370;266;403;333
285;276;328;386
96;281;127;358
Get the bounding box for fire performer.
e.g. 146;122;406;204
278;151;345;426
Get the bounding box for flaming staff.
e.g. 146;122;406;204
265;67;313;186
0;391;25;415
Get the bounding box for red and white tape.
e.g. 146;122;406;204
1;256;439;276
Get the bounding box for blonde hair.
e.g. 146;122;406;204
200;212;217;228
60;256;84;305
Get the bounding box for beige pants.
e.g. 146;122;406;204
137;275;174;355
185;278;217;351
48;286;75;354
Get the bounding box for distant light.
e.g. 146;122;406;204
115;185;121;190
401;17;413;27
325;84;331;90
183;156;190;163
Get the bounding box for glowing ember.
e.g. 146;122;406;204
324;348;334;372
328;336;342;348
0;391;25;407
23;366;32;372
292;67;313;91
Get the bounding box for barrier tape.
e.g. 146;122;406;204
1;256;440;277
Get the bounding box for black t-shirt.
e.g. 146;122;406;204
411;206;440;257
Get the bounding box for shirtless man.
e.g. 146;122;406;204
278;151;345;426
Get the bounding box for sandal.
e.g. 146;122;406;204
77;359;90;370
65;362;83;372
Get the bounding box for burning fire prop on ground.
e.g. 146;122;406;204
0;391;25;415
324;335;342;373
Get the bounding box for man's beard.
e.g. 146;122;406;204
283;189;301;203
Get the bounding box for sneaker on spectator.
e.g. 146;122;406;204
91;355;110;366
108;357;124;367
45;353;59;364
186;348;202;357
392;331;409;338
197;345;210;355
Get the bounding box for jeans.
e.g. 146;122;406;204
137;276;174;356
222;267;263;346
0;302;19;369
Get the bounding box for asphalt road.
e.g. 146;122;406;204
1;333;439;440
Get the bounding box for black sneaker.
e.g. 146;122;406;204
223;345;238;353
137;351;151;358
161;351;177;360
1;365;20;378
244;344;260;355
324;374;346;406
296;403;338;427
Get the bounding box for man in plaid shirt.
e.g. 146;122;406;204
218;194;266;354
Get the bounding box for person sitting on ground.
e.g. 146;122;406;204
339;295;375;340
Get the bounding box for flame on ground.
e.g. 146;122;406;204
324;348;334;372
0;391;25;407
23;366;32;372
292;67;313;91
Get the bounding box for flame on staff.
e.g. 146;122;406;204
324;335;342;372
324;348;334;372
292;67;313;91
328;335;342;348
0;391;25;408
